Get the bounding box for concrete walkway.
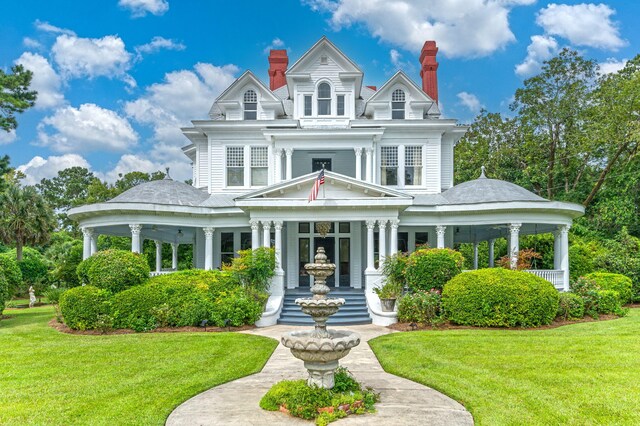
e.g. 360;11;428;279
166;325;473;425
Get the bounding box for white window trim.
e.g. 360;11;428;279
377;143;425;188
224;144;271;189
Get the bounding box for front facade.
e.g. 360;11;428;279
69;38;584;325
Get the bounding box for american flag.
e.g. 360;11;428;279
308;168;325;202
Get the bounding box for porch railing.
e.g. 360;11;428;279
524;269;564;290
149;269;177;277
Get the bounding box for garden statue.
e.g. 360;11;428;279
28;286;36;308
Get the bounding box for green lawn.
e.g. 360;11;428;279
370;308;640;425
0;306;277;425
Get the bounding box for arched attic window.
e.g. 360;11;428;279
317;82;331;115
391;89;405;119
244;90;257;120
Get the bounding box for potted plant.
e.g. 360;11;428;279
374;281;403;312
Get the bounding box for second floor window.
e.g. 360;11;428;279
405;146;422;186
304;95;312;116
226;146;244;186
337;95;345;116
318;82;331;115
251;146;268;186
392;89;405;119
244;90;257;120
380;146;398;186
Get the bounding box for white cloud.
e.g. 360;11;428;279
14;52;65;109
515;35;559;77
37;103;138;153
52;34;134;86
305;0;535;58
17;154;91;185
23;37;43;49
125;62;238;144
263;37;286;54
98;152;191;182
390;49;402;67
0;130;17;145
34;20;75;36
119;0;169;17
599;58;628;75
536;3;625;50
135;36;185;55
457;91;483;114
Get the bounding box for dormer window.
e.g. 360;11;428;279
318;82;331;115
391;89;405;119
244;90;257;120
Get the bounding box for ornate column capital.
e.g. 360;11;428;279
389;219;400;229
171;242;178;249
509;223;522;234
273;220;283;230
435;225;446;236
557;224;571;236
203;227;215;237
129;224;142;235
81;226;94;237
378;219;388;230
354;147;363;156
261;220;272;230
365;219;377;230
365;147;374;155
285;148;294;156
154;239;162;247
274;148;283;156
249;219;260;230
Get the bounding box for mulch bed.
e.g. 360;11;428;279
49;318;256;335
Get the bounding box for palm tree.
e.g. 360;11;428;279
0;182;55;260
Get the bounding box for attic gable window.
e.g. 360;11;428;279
317;82;331;115
391;89;405;119
244;90;257;120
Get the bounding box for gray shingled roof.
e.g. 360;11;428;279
199;193;242;208
442;175;546;205
108;178;210;206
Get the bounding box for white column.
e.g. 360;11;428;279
154;240;162;273
553;229;561;270
508;223;522;270
171;243;178;270
274;148;283;184
365;147;373;182
366;220;376;272
354;148;362;180
435;225;446;249
262;220;272;248
273;221;284;273
203;227;214;270
473;242;479;270
389;219;399;254
81;227;93;260
558;224;571;291
90;233;98;255
488;239;495;267
250;220;260;249
285;148;293;180
378;220;387;266
129;224;142;254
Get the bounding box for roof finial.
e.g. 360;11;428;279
480;165;486;179
164;167;172;180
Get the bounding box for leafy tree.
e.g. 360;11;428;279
0;64;37;132
0;155;13;192
0;182;56;260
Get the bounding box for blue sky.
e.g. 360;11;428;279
1;0;638;184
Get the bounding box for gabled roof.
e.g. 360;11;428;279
209;70;283;118
364;70;438;117
285;36;364;98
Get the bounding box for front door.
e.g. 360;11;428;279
314;236;335;287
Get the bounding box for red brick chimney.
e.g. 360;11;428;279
419;41;439;103
268;49;288;91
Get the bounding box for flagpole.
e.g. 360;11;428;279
322;164;325;199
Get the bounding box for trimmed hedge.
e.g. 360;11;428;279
583;272;633;304
556;292;585;320
76;250;150;293
59;286;111;330
443;269;559;327
397;290;443;324
404;248;464;291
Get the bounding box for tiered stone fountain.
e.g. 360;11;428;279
281;247;361;389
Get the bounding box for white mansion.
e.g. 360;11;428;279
69;38;584;325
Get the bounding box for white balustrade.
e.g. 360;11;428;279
524;269;565;290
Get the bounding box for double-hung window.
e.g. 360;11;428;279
244;90;257;120
391;89;405;119
380;146;398;186
317;82;331;115
404;146;422;186
226;146;244;186
304;95;312;116
251;146;268;186
337;95;345;116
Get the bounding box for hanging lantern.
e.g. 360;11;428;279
316;221;332;237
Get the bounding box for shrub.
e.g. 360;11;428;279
404;248;464;291
583;272;633;304
2;248;48;295
149;269;238;299
397;290;443;324
78;250;150;293
0;253;22;296
381;252;408;288
594;228;640;302
597;289;625;315
0;271;8;316
373;281;403;299
571;277;601;318
556;292;585;320
155;281;212;327
111;285;165;331
59;286;111;330
229;247;275;293
48;240;83;288
43;286;66;322
497;248;542;270
210;289;263;327
443;269;559;327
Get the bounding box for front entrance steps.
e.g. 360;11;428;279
277;288;372;325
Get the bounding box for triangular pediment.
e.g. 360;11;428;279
364;70;438;116
210;71;283;117
235;171;412;206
